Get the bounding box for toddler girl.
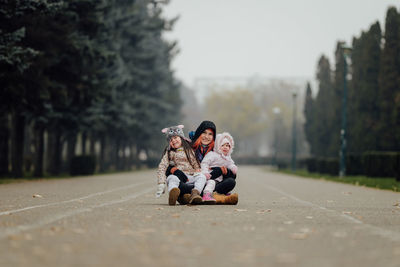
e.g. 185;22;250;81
156;125;206;205
201;132;238;203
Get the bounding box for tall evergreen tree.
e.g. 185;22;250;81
303;82;315;155
329;41;349;158
348;22;381;153
313;55;334;157
377;6;400;151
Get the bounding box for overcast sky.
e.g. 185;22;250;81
163;0;399;87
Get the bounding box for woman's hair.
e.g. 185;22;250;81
163;136;200;168
192;131;215;154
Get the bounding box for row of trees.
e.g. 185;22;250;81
0;0;181;177
304;6;400;158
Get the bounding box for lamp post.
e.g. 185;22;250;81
272;107;281;167
339;45;352;177
291;92;297;171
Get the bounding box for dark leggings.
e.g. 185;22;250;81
178;182;194;195
178;177;236;195
215;178;236;195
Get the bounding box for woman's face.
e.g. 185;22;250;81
200;129;214;146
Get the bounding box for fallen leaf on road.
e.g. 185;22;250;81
290;233;308;240
342;211;353;215
33;194;43;198
171;213;180;218
283;221;294;225
50;226;63;233
72;228;86;234
326;200;334;203
165;230;183;236
211;222;217;226
257;209;271;214
393;202;400;207
342;191;352;195
155;207;163;210
193;208;201;211
306;216;313;219
235;209;247;212
120;229;135;236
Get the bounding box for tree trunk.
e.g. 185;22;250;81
24;122;34;173
115;138;121;171
81;132;87;155
33;123;45;177
65;133;77;173
47;128;62;175
89;133;96;155
99;135;106;173
0;114;10;176
11;109;25;178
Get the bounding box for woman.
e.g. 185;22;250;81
167;120;238;204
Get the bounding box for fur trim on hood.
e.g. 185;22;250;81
214;132;234;156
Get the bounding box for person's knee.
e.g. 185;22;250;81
207;179;216;186
167;175;180;184
225;178;236;188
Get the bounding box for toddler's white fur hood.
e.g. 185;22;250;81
214;132;234;156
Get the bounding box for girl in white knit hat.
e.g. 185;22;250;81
156;125;206;205
200;132;238;204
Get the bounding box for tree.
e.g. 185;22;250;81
313;55;334;157
377;7;400;151
0;0;60;177
348;22;381;153
303;82;315;155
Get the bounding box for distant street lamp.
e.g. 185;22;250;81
339;45;352;177
291;92;297;171
272;107;281;167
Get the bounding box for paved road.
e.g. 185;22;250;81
0;166;400;267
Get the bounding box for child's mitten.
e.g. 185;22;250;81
231;166;238;174
155;183;166;198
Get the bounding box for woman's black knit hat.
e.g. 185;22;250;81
190;120;216;143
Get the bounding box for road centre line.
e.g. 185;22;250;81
0;181;152;217
0;187;153;239
262;183;400;242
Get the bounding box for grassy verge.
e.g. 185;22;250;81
277;168;400;192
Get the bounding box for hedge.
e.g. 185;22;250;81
304;152;400;180
70;155;96;176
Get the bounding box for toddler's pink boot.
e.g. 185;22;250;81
202;192;216;204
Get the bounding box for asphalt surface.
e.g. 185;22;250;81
0;166;400;267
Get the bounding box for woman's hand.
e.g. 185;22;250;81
205;173;211;180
